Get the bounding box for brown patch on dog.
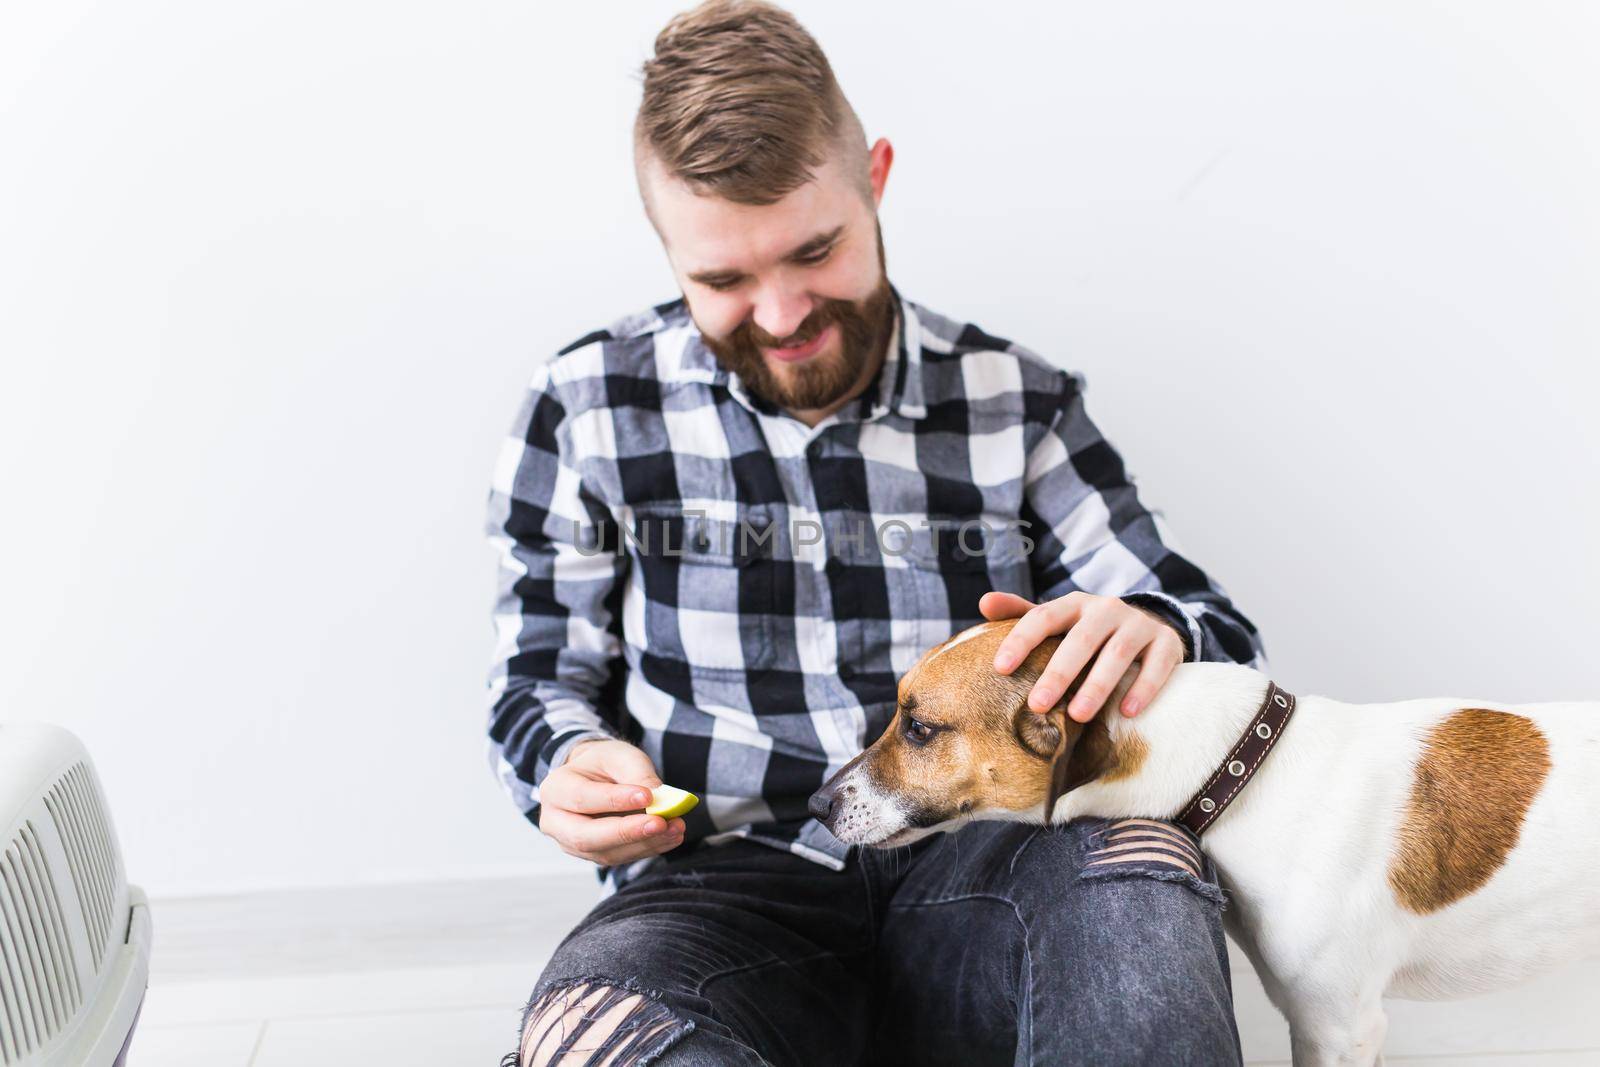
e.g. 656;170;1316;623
1067;716;1148;787
1388;707;1552;915
1039;712;1150;818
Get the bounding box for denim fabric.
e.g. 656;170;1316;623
514;817;1241;1067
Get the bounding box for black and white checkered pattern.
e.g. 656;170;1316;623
484;287;1268;886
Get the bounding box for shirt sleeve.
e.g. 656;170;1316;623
484;359;628;830
1020;368;1269;669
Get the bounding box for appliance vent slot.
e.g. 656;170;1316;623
0;821;85;1064
40;764;120;972
41;763;120;972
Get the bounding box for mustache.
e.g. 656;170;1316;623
738;301;847;349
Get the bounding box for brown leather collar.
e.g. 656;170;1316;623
1175;681;1297;836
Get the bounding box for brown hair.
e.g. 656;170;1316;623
634;0;869;208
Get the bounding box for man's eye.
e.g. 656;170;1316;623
794;247;832;267
702;278;740;292
905;718;934;745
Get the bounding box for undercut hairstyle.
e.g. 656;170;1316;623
634;0;871;210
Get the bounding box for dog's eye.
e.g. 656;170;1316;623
905;718;935;745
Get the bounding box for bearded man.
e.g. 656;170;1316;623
486;3;1267;1063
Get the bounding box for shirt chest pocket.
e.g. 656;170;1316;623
626;504;784;675
892;518;1035;654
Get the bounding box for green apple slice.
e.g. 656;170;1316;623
644;784;699;819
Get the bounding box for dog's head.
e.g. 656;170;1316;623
808;617;1144;847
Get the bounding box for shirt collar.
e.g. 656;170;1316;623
656;283;928;423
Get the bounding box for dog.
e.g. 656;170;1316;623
808;617;1600;1066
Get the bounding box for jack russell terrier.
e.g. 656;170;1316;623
809;617;1600;1066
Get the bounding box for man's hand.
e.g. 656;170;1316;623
981;590;1187;723
538;739;687;866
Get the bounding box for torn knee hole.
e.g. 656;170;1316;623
518;980;688;1067
1086;818;1205;877
1078;819;1227;906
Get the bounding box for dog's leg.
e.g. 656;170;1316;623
1285;989;1387;1067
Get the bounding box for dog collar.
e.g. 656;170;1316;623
1175;681;1297;836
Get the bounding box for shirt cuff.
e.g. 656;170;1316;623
1120;591;1202;663
544;727;620;777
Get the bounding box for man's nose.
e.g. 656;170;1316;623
807;779;840;822
751;285;812;343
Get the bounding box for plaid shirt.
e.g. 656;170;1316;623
484;286;1268;887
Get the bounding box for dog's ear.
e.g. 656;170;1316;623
1029;658;1147;820
1014;702;1065;760
1012;703;1089;820
1045;716;1098;820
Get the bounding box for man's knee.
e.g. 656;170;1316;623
1011;817;1226;908
1014;821;1241;1063
507;979;694;1067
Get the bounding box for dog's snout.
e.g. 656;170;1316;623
808;780;839;822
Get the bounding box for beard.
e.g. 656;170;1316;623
699;223;895;414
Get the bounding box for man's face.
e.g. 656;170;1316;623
641;147;895;415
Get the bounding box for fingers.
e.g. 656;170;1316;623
1066;625;1148;722
1065;613;1184;722
541;806;686;863
588;743;664;792
999;594;1183;720
978;590;1035;623
1119;629;1185;717
543;740;684;866
540;769;653;816
556;740;664;812
541;805;662;852
587;818;688;867
992;592;1084;674
1030;608;1117;716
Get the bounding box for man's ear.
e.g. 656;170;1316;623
868;137;893;207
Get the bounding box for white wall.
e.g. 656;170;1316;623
1;1;1595;897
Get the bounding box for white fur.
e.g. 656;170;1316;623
821;769;930;846
1052;662;1600;1066
921;618;1007;669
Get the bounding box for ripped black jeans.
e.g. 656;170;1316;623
507;817;1240;1067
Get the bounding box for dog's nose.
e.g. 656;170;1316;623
808;781;838;822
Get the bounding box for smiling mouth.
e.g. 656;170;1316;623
765;322;833;363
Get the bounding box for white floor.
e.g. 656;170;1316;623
128;873;1600;1066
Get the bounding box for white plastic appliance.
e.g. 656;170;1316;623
0;724;149;1066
